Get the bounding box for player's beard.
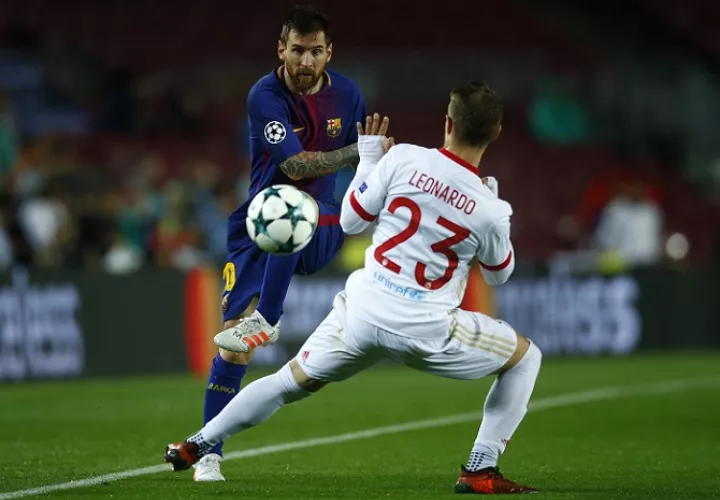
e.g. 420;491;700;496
287;65;322;93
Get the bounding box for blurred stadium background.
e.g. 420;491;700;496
0;1;719;499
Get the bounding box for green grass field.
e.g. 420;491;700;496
1;352;719;499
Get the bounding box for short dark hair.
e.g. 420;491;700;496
448;81;503;147
280;5;331;45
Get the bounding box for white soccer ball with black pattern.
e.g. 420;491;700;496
246;185;319;255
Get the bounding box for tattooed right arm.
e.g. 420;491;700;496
279;144;360;180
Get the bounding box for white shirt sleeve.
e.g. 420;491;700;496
476;211;515;286
340;138;394;234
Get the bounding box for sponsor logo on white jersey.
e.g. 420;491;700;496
372;271;428;301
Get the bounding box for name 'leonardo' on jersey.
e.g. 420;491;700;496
407;170;477;215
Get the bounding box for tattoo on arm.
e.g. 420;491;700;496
279;144;359;180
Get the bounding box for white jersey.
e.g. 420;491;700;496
339;139;515;339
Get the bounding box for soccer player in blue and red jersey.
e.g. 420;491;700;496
192;6;388;481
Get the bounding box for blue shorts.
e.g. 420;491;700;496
221;200;344;322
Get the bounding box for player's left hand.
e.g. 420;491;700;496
357;112;390;137
358;113;394;153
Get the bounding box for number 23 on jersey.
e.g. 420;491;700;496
374;196;471;290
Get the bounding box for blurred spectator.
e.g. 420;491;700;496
169;227;211;271
191;158;233;264
16;182;73;266
592;180;664;266
0;191;17;269
117;153;167;258
0;93;18;183
529;78;590;146
196;184;238;265
235;172;251;206
103;230;144;274
152;179;209;269
567;167;664;246
11;139;47;198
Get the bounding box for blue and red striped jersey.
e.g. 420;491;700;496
243;66;366;205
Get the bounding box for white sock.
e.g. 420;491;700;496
188;363;310;451
466;342;542;471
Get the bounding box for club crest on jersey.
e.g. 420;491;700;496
359;181;368;193
326;117;342;137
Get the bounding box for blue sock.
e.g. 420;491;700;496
203;353;248;456
256;253;301;326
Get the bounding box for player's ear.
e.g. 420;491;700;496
491;124;502;142
326;42;333;63
445;115;453;135
277;40;286;62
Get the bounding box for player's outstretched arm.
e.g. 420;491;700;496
340;115;393;234
279;144;360;180
477;214;515;286
340;139;384;234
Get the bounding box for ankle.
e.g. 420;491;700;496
466;447;498;472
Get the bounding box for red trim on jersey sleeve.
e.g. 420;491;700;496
349;190;376;222
318;214;340;226
479;251;513;271
439;148;479;175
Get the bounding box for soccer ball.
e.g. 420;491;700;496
246;185;319;255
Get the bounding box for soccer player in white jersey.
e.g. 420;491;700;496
165;82;541;495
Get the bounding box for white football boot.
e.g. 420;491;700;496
192;453;226;482
214;310;280;353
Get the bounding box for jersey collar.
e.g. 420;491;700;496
438;148;479;175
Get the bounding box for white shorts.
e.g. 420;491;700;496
295;291;518;383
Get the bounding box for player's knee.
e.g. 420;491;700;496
498;333;540;374
289;359;326;392
510;334;541;373
515;333;530;358
526;339;542;370
529;338;542;363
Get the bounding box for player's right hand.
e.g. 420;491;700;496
482;176;499;197
383;136;395;153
